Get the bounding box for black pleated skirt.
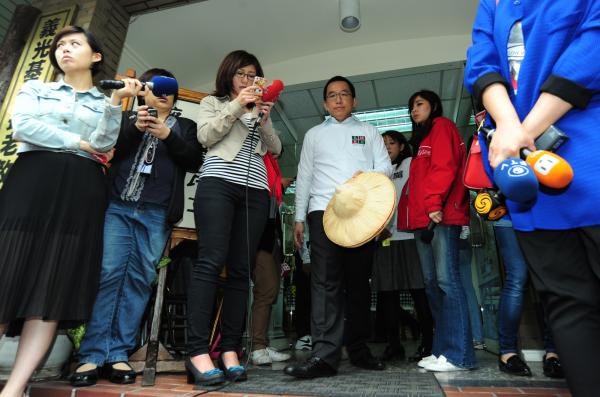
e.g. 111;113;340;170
0;151;108;332
372;239;424;291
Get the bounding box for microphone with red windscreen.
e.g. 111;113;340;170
254;80;284;128
262;79;284;103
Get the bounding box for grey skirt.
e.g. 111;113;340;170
372;239;424;291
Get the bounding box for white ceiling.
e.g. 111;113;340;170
118;0;480;175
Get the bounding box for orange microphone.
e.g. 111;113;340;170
483;128;574;189
520;148;573;189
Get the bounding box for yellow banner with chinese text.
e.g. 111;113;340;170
0;6;76;188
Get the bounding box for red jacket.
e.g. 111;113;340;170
398;117;469;230
264;152;283;205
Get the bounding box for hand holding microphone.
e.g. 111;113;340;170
108;78;144;106
484;127;573;190
420;211;442;244
254;79;285;128
101;76;179;98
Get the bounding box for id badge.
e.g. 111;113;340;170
138;163;153;175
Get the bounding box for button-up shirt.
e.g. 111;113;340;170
295;115;393;222
11;79;122;162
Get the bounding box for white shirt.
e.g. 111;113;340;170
295;116;393;222
387;158;414;241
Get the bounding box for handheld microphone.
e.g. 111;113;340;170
520;148;573;189
473;188;507;221
482;128;573;189
420;220;437;244
253;80;284;129
493;157;539;203
99;76;179;97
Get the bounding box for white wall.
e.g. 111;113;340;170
194;34;472;92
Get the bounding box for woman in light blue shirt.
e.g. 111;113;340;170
0;26;140;397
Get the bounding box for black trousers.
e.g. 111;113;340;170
187;177;268;356
517;226;600;397
294;251;312;338
307;211;374;368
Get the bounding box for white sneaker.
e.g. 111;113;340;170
266;347;291;362
423;355;468;372
417;354;437;368
294;335;312;351
251;348;272;365
251;347;291;365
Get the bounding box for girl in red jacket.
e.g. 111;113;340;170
398;90;473;371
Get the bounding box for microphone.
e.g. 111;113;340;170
482;128;574;189
420;220;437;244
520;148;573;189
473;188;507;221
253;80;284;128
493;157;539;203
259;80;284;117
262;80;284;103
99;75;179;97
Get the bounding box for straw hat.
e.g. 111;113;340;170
323;172;396;248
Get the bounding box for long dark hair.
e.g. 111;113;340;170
213;50;264;98
408;90;443;153
49;25;104;76
382;130;411;165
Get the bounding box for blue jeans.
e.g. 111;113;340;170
415;225;475;368
458;240;484;343
78;200;169;365
494;224;556;354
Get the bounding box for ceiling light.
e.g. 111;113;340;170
339;0;361;32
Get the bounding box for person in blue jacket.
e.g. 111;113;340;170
465;1;600;395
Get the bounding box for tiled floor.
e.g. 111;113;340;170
1;345;573;397
442;386;572;397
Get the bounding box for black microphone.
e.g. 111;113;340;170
100;80;153;90
99;76;179;97
420;220;437;244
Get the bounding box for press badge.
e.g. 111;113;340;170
138;163;153;175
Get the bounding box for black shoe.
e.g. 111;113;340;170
185;357;225;387
408;345;432;362
283;356;337;379
70;363;99;387
350;353;385;370
498;355;532;377
382;343;406;361
107;361;137;384
543;355;565;379
217;353;247;382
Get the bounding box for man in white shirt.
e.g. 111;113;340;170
284;76;393;379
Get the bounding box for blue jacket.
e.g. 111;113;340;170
465;0;600;231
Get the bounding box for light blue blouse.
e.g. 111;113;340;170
11;79;122;162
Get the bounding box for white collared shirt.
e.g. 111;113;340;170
295;115;393;222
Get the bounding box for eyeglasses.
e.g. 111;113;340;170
326;90;352;101
234;70;257;81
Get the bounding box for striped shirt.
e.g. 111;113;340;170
199;113;268;190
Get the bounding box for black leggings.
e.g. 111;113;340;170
377;289;433;350
187;177;268;356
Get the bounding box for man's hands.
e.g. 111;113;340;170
294;222;305;250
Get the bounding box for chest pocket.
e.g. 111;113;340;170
76;102;104;130
38;90;64;117
345;135;369;164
